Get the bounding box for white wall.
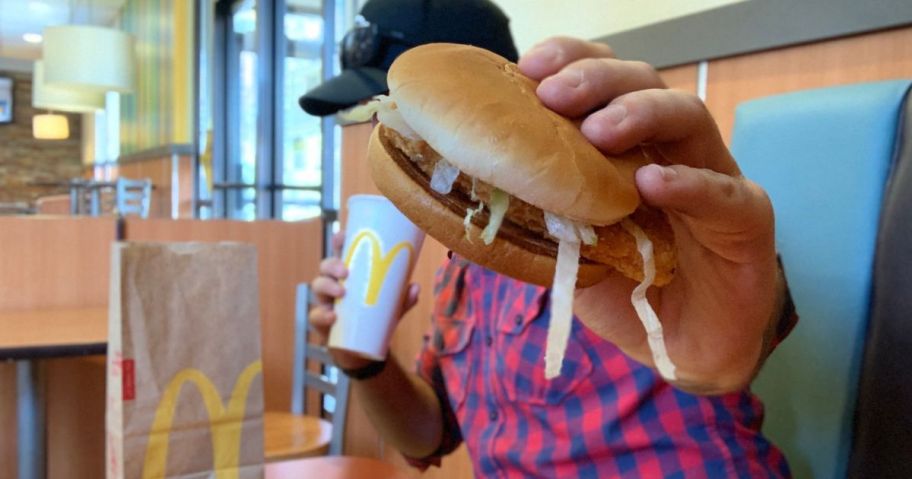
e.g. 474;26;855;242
494;0;746;53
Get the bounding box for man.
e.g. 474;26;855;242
302;0;796;477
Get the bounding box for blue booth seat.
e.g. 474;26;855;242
730;80;912;479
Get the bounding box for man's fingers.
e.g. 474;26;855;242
518;36;614;80
581;89;739;176
636;164;775;262
308;305;336;340
319;257;349;280
536;58;665;118
331;230;345;257
312;275;345;305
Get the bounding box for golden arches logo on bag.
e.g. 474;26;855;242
142;360;262;479
343;229;415;306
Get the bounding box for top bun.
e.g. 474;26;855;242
387;43;647;226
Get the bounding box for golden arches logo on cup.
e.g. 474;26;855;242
342;229;415;306
329;195;425;360
142;360;262;479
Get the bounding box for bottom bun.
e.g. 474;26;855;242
368;127;610;288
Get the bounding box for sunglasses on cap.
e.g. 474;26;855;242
340;17;416;70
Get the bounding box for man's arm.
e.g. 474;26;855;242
344;356;444;459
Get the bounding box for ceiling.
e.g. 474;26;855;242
0;0;125;62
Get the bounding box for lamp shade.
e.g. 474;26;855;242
33;113;70;140
43;25;136;93
32;61;105;113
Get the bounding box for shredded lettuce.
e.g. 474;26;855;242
621;218;676;381
463;202;485;243
340;95;384;122
376;97;420;140
544;236;580;379
481;188;510;245
576;224;598;246
542;212;596;379
343;95;420;139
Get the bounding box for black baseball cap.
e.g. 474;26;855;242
299;0;519;117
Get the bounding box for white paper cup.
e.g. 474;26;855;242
329;195;425;361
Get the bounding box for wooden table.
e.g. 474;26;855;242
0;306;107;479
266;456;414;479
0;307;108;360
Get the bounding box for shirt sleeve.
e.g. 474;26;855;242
400;258;465;470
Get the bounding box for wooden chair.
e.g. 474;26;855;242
66;179;97;216
66;179;116;217
264;283;352;461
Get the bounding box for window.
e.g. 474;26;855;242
281;4;324;221
206;0;360;222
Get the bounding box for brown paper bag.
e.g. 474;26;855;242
106;242;264;479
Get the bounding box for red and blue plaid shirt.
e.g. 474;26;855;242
407;254;794;478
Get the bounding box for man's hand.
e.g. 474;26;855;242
519;37;782;394
309;230;421;370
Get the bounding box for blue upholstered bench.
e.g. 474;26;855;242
731;80;912;479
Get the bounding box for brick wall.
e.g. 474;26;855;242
0;70;83;205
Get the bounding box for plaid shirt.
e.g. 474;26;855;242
407;254;794;478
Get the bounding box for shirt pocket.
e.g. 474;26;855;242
431;274;476;410
497;286;593;406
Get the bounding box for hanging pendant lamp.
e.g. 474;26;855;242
32;60;105;113
33;113;70;140
42;25;136;93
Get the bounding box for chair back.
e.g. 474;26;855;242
68;180;95;215
66;180;118;216
115;177;152;218
290;283;351;456
731;80;912;478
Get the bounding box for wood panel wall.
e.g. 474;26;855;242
334;25;912;479
706;27;912;143
659;64;699;93
0;217;116;312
